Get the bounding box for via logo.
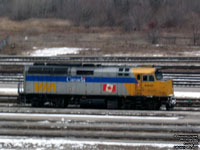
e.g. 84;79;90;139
34;82;56;92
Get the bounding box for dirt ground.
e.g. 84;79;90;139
0;17;200;56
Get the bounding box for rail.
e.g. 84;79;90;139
1;56;200;67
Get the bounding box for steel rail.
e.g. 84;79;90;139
1;56;200;66
0;110;198;150
0;109;198;143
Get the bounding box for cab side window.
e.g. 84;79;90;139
137;75;140;80
143;75;148;82
149;75;154;81
142;75;155;82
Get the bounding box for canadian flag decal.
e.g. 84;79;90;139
103;84;116;93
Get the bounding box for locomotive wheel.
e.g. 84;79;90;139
54;98;65;108
166;104;173;111
145;99;161;110
32;99;44;107
107;99;119;109
31;101;38;107
155;101;161;110
148;100;159;110
64;99;68;108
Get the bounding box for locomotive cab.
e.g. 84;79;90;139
133;67;176;110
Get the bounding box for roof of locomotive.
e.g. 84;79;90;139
132;67;156;74
28;64;157;74
32;63;156;68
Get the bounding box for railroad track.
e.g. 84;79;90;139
163;73;200;87
0;109;198;144
1;56;200;67
0;73;23;82
0;98;199;149
0;95;17;102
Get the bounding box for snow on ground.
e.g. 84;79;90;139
0;88;17;95
0;113;179;120
174;92;200;99
103;50;200;57
0;136;179;150
28;47;99;56
183;51;200;56
104;53;164;57
29;47;89;56
24;45;200;57
153;54;163;57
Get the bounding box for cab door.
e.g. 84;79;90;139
142;74;155;96
135;74;142;96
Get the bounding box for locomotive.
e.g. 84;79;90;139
18;63;176;110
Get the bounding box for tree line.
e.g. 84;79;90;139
0;0;200;31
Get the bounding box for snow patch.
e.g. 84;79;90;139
37;120;50;124
0;88;17;95
174;92;200;98
32;46;37;50
183;51;200;56
0;136;179;149
153;54;163;57
29;47;99;56
104;53;164;57
155;44;161;47
0;113;179;120
30;47;100;56
24;36;28;41
30;47;89;56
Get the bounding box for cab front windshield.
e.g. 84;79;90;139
155;70;163;80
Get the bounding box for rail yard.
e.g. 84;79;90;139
1;1;200;149
0;56;199;149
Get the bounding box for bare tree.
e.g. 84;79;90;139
148;28;160;44
192;25;200;46
0;0;198;33
128;1;152;31
189;12;200;46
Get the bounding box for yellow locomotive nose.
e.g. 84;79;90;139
154;79;173;97
131;67;175;110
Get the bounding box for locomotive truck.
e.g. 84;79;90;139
18;63;176;110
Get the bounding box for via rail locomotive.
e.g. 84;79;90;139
18;63;176;110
